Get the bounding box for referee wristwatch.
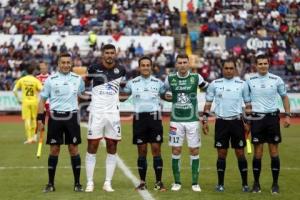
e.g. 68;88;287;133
285;112;292;117
202;112;209;123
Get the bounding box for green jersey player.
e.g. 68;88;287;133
164;54;208;192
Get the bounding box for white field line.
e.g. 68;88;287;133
81;123;155;200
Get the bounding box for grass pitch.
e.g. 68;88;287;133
0;120;300;200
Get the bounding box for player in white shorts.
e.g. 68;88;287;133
169;121;201;148
164;54;209;192
85;44;126;192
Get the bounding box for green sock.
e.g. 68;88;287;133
191;155;200;185
172;154;181;184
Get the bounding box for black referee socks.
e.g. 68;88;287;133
238;157;248;186
252;158;261;183
71;155;81;185
217;158;226;186
271;156;280;185
48;155;58;185
137;156;147;182
153;156;163;182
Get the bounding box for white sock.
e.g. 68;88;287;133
85;152;96;184
105;153;117;182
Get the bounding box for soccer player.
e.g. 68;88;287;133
164;54;209;192
37;53;85;192
202;59;252;192
13;64;42;144
246;54;291;194
123;56;167;191
85;44;126;192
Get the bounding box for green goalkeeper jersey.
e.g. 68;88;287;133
165;72;208;122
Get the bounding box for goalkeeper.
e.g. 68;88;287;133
202;59;252;192
13;64;42;144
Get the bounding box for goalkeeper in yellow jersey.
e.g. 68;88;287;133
13;65;42;144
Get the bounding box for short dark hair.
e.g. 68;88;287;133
58;52;72;60
255;53;269;63
223;58;236;68
138;56;152;66
101;44;116;52
176;54;189;61
26;65;35;74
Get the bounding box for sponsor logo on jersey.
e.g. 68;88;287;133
177;93;191;104
114;68;120;74
190;77;195;84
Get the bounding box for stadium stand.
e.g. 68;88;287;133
0;0;299;91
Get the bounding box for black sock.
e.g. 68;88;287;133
137;156;147;182
71;154;81;185
48;155;58;185
252;158;261;184
153;156;163;183
217;158;226;186
271;156;280;185
238;157;248;186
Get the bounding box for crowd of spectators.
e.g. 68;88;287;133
0;0;300;92
0;0;179;36
193;0;300;92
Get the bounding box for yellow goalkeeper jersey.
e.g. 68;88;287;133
13;75;42;103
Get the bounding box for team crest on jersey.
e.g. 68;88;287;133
114;68;120;74
177;93;191;104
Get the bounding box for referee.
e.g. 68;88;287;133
246;54;291;194
202;59;252;192
37;53;85;192
123;56;167;191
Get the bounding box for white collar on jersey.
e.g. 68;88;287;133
176;71;190;78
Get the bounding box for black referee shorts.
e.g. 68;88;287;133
251;114;281;144
133;111;163;145
46;111;81;145
215;118;245;149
